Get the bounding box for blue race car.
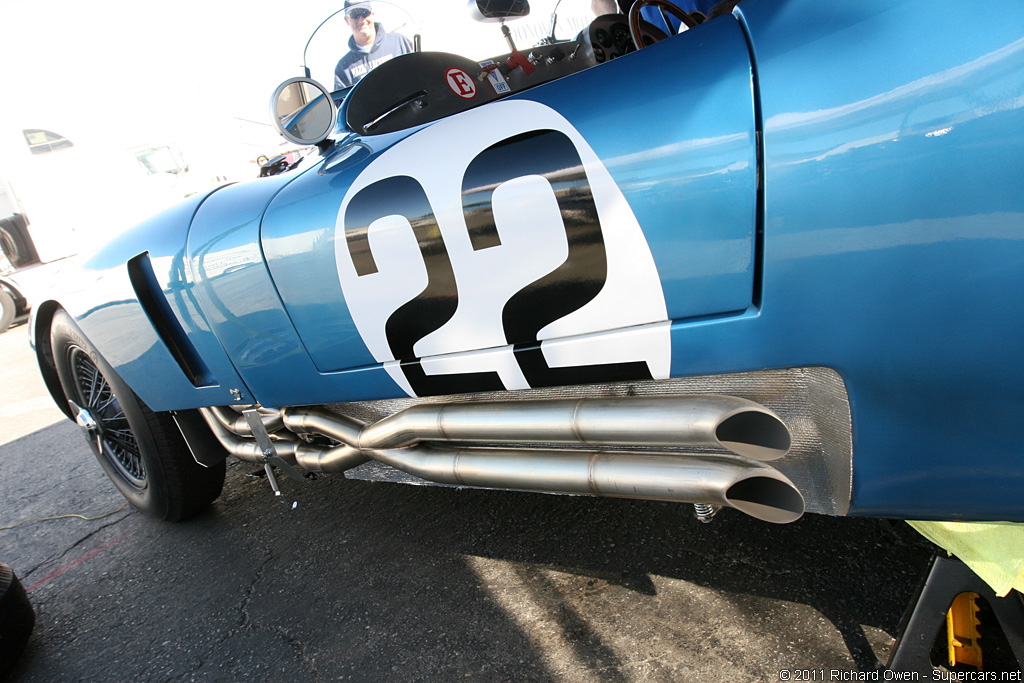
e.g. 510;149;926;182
28;0;1024;524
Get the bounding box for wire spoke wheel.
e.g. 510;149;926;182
50;310;225;521
67;345;147;487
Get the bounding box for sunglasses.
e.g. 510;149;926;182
347;8;370;20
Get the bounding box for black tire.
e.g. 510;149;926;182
0;289;14;335
0;563;35;676
0;214;40;268
50;310;225;521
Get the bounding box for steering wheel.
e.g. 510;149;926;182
629;0;699;50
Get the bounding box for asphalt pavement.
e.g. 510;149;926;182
0;319;946;682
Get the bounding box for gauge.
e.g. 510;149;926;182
613;24;631;50
595;28;612;48
594;47;605;63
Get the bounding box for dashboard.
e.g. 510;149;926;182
343;13;662;136
585;13;655;63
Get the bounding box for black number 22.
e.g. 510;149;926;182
344;129;653;397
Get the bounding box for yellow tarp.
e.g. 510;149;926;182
908;521;1024;597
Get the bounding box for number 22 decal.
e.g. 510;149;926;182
336;100;669;398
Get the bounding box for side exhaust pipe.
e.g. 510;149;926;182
206;405;285;437
367;445;805;524
200;394;803;523
198;407;369;471
288;396;791;461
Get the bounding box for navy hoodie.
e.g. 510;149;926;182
334;23;413;90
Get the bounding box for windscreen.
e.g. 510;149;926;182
302;0;599;93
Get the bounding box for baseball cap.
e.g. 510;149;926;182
344;0;372;17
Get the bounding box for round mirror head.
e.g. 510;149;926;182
270;77;338;145
467;0;530;23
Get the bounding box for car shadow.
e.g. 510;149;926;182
4;424;938;680
215;466;935;675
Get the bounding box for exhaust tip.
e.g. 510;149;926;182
716;410;792;461
725;475;805;524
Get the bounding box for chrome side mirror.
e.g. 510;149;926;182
270;77;338;146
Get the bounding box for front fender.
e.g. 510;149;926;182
35;184;261;412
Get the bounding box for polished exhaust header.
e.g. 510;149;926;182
200;395;803;523
289;396;791;461
199;408;369;472
367;445;804;524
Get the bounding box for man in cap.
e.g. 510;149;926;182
334;0;413;90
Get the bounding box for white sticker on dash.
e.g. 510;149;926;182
479;60;511;95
